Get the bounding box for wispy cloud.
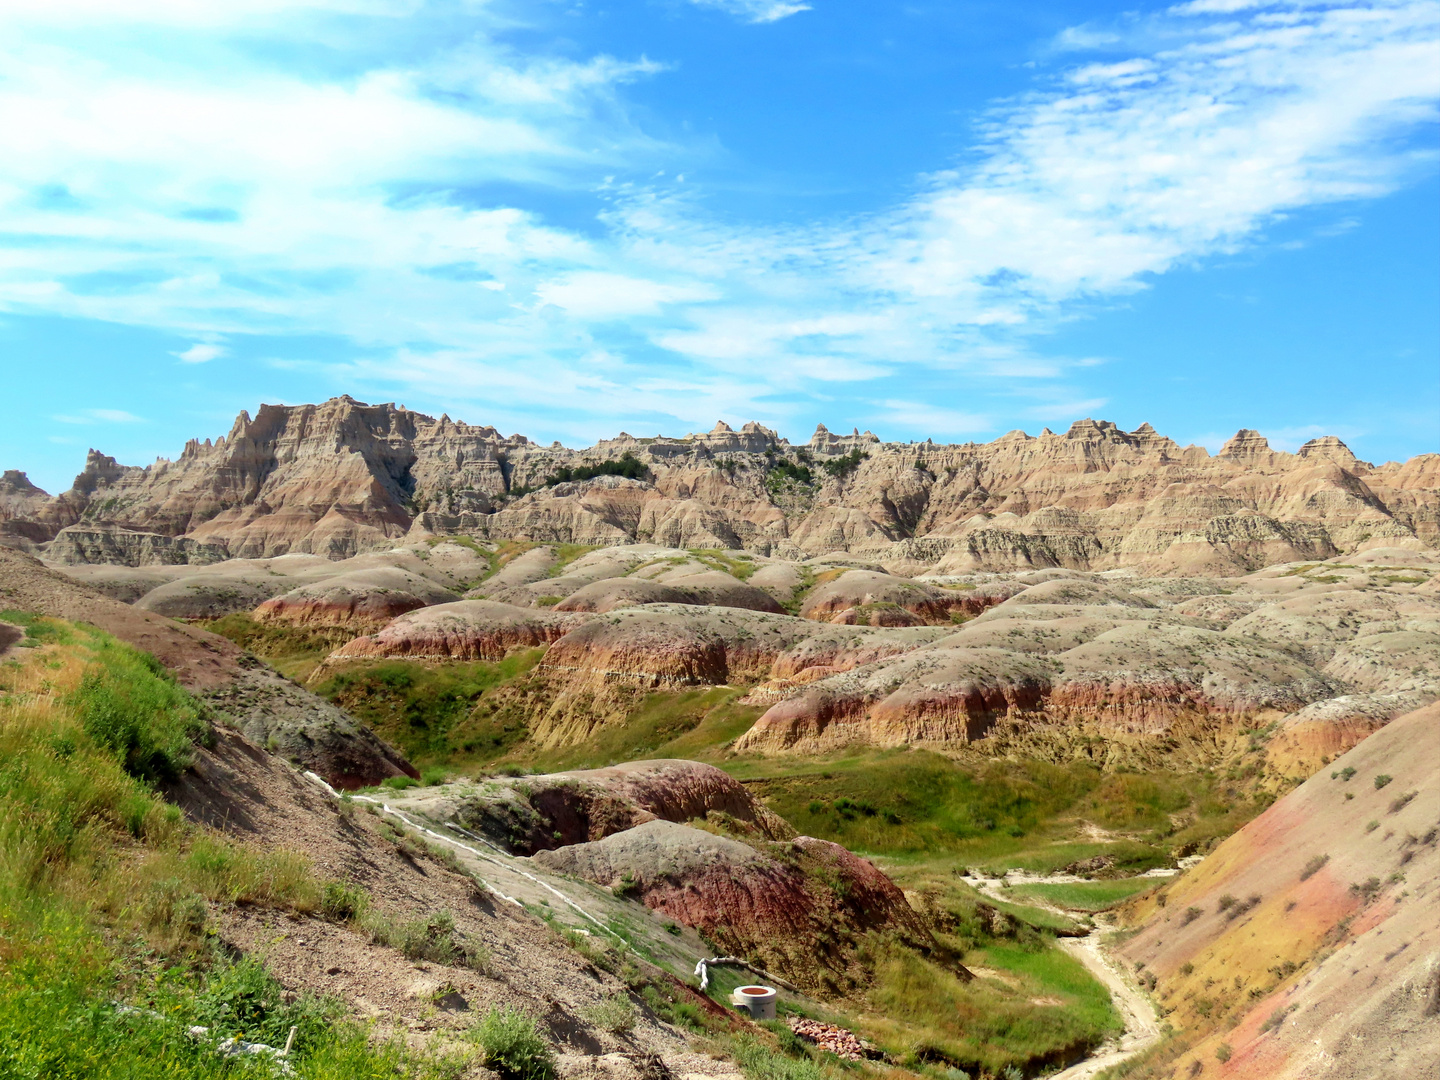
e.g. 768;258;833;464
54;408;146;424
0;0;1434;442
687;0;811;24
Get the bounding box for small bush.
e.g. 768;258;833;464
1225;894;1261;921
1182;906;1203;926
421;765;449;786
1260;1005;1294;1033
761;1019;808;1058
1180;962;1194;976
1365;819;1380;833
473;1005;556;1080
731;1036;826;1080
1338;767;1356;782
1215;1043;1232;1063
1388;790;1417;814
582;993;636;1035
189;955;342;1056
1349;877;1383;901
382;775;419;790
1373;774;1393;789
1299;854;1329;881
370;909;486;968
1216;894;1237;912
321;880;368;922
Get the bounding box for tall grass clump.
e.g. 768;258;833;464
65;633;208;783
472;1005;556;1080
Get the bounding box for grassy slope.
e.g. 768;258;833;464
0;615;461;1080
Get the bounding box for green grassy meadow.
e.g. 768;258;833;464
1008;878;1161;913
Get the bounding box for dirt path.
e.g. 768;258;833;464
1051;928;1162;1079
958;871;1163;1078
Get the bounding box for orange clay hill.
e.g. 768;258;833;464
1110;700;1439;1079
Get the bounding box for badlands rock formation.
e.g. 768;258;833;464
392;761;936;994
4;396;1435;573
315;543;1440;774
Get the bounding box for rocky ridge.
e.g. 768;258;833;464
4;396;1434;574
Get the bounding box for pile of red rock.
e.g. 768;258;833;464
786;1016;873;1060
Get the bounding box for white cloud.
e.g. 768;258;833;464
1025;398;1111;422
687;0;811;24
534;272;718;319
176;342;226;363
54;409;146;424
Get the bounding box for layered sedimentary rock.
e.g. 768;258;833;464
6;397;1434;572
330;600;590;662
1115;701;1440;1079
530;819;935;994
316;546;1439;775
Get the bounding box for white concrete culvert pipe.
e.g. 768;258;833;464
731;985;778;1020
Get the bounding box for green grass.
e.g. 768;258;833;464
196;612;358;682
313;651;545;763
689;548;759;581
864;938;1120;1074
728;749;1162;861
0;609;76;647
67;635;208;784
472;1005;556;1080
1009;878;1160;912
546;543;603;576
0;615;466;1079
512;686;765;772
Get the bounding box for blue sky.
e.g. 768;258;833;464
1;0;1437;494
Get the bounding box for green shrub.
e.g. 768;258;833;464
1373;774;1393;789
188;955;341;1056
1215;1043;1232;1063
382;774;419;790
420;765;449;786
731;1036;826;1080
820;449;868;478
760;1020;809;1058
369;910;487;969
321;880;369;922
67;642;206;783
582;993;636;1035
473;1005;556;1080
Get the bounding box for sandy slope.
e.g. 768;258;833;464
1117;701;1440;1078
